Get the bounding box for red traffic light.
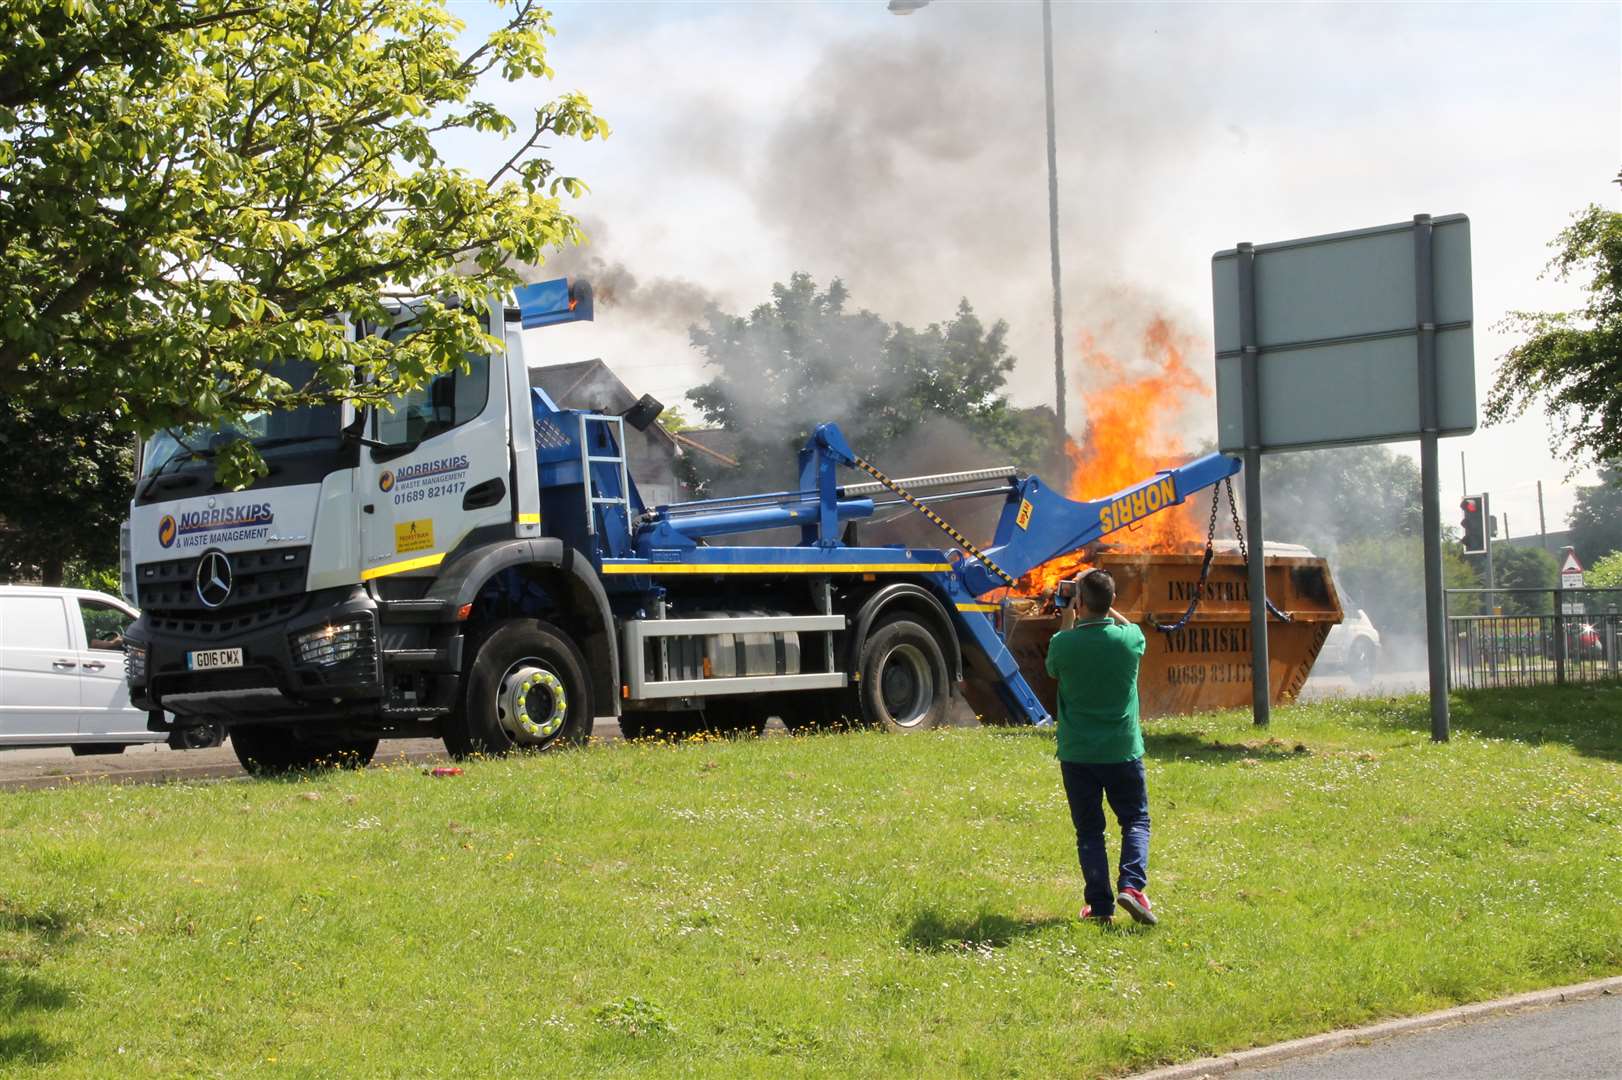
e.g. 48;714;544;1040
1462;498;1478;512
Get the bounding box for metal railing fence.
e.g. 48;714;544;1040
1445;587;1622;690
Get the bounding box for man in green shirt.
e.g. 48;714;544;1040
1044;568;1157;925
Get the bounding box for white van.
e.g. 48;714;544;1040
0;586;221;754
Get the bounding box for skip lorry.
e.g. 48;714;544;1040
121;279;1241;773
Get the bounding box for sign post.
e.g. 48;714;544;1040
1213;214;1474;740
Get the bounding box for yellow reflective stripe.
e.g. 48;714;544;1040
360;551;446;580
517;512;542;525
956;602;999;612
599;562;953;575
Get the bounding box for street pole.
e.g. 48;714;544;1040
1236;241;1269;726
1538;479;1548;550
1414;214;1449;741
1485;491;1496;614
1041;0;1066;438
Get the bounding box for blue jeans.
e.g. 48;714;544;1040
1060;757;1150;917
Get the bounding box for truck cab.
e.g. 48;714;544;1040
124;278;1242;773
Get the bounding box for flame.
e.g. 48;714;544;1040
1015;316;1213;598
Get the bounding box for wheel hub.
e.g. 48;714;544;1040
497;663;567;742
877;643;933;728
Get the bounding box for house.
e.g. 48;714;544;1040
527;359;689;508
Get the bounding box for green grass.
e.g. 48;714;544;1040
3;684;1620;1078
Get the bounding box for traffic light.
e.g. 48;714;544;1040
1460;495;1486;554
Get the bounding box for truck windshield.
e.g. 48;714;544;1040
139;359;341;478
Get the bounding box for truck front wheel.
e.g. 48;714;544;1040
231;726;378;775
856;616;951;733
446;618;593;758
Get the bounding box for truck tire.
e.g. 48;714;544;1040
702;698;768;738
446;618;593;758
231;726;378;775
774;691;853;734
856;616;951;733
618;711;703;741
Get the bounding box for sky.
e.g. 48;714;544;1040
452;0;1619;536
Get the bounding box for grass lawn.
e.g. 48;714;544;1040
2;684;1619;1077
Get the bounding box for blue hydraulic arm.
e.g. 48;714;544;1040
953;452;1243;597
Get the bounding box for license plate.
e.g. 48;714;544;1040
188;648;243;671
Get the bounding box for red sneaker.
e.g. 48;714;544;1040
1079;904;1112;922
1118;887;1158;925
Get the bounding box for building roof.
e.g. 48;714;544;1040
528;359;676;449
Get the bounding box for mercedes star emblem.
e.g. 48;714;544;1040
195;550;234;608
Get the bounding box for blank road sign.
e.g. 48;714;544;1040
1213;215;1475;453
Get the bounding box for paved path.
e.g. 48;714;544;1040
1231;992;1621;1080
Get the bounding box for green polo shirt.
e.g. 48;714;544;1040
1044;617;1148;764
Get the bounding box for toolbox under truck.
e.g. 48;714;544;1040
122;279;1241;773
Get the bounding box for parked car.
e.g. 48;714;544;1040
0;586;223;754
1317;591;1381;686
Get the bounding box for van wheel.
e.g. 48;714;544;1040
70;744;126;756
446;618;593;759
168;722;225;750
231;726;378;775
856;616;950;733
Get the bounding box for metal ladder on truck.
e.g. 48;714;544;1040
577;413;632;541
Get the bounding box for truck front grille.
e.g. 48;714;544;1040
137;547;311;637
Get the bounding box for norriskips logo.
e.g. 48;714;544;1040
382;455;469;491
159;502;274;549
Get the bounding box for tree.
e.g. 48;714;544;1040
1258;444;1423;555
1487;205;1622;469
0;403;130;585
1492;545;1559;615
1567;462;1622;566
1337;537;1480;641
1;0;605;484
686;273;1058;495
1588;550;1622;589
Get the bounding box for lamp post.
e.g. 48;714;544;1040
890;0;1068;437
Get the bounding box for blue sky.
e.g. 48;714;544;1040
452;0;1620;535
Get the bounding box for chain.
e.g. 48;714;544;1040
1153;485;1224;634
852;456;1017;588
1223;474;1292;623
1225;477;1247;564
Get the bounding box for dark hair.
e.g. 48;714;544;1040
1079;568;1115;614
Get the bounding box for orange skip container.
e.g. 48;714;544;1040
965;551;1342;719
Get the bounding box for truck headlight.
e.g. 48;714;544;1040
124;642;147;683
292;620;372;668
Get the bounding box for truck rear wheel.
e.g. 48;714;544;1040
446;618;593;758
856;616;950;733
231;726;378;775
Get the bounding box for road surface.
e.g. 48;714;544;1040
1232;993;1622;1080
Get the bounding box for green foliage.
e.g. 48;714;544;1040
1589;550;1622;589
1337;536;1482;636
2;691;1619;1074
1488;205;1622;469
0;0;606;486
1567;462;1622;566
686;273;1058;493
1260;444;1423;553
1489;545;1559;615
0;402;130;584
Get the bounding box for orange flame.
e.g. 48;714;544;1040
1016;316;1213;597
